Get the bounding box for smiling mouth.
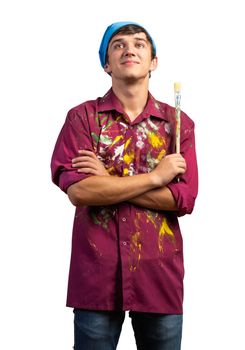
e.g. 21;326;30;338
121;60;139;65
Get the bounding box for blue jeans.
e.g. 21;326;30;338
73;309;182;350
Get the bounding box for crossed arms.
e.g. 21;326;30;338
67;150;186;211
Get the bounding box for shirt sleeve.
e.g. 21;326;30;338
167;113;198;217
51;107;95;193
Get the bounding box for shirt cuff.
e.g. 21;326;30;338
58;171;92;193
167;182;195;217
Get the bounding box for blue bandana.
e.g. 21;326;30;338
99;21;157;68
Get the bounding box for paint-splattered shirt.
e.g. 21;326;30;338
51;88;198;314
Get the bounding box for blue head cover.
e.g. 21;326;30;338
99;21;157;68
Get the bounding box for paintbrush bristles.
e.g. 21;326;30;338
174;82;181;93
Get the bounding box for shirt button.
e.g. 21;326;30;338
122;217;127;222
123;241;127;246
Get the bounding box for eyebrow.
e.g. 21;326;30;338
109;37;148;47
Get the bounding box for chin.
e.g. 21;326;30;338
121;72;148;82
123;75;138;83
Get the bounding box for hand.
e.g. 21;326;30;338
151;153;186;187
72;150;110;176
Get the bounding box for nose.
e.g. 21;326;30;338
123;44;136;57
124;51;135;57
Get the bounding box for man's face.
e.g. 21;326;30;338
105;32;157;81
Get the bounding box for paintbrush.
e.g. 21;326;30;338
174;82;181;154
174;82;181;182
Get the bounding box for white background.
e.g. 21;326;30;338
1;0;245;349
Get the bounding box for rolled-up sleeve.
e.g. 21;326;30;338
51;107;94;193
167;114;198;216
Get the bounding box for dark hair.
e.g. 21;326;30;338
106;24;156;64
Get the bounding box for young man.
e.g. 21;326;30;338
51;21;198;350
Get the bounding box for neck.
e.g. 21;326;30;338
112;78;149;121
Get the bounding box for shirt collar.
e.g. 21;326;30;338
97;88;170;122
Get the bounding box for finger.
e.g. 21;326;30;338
77;150;97;158
73;154;95;162
72;156;84;164
77;167;94;174
177;161;186;168
74;161;98;170
72;156;97;165
167;154;185;161
176;163;186;171
178;163;187;173
77;167;101;175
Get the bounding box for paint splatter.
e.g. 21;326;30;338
129;232;142;272
90;207;115;231
146;210;158;228
147;131;165;148
158;217;175;253
129;213;142;272
88;239;102;257
123;150;135;165
111;135;123;146
157;149;166;161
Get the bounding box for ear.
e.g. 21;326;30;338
150;56;158;72
104;63;111;74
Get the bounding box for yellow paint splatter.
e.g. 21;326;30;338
147;131;165;148
111;135;123;146
146;211;157;228
131;232;142;252
130;232;142;272
123;168;129;176
157;149;166;161
123;150;135;164
129;213;142;272
158;217;175;253
124;137;132;150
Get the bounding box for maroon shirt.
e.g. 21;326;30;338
51;89;198;314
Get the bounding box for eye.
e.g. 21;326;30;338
113;43;125;49
136;42;145;48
